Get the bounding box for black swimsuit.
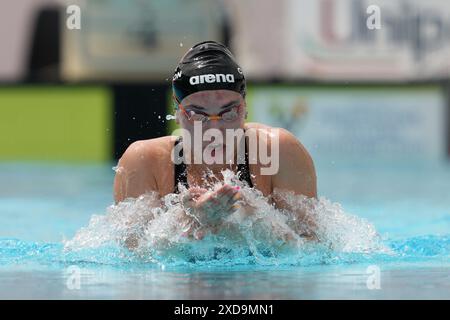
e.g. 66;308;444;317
173;135;254;193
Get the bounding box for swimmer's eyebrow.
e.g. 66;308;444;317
185;100;241;111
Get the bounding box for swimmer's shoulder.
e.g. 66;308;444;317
263;126;316;198
245;121;315;185
114;136;178;200
245;122;305;148
244;122;304;148
244;122;273;132
119;136;177;167
249;123;312;167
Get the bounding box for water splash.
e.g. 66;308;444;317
2;234;448;270
60;169;392;268
3;169;446;270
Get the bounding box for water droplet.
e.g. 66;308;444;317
166;114;176;120
63;168;386;266
179;42;183;47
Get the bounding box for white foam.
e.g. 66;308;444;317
64;169;389;265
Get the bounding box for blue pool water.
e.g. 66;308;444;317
0;159;449;299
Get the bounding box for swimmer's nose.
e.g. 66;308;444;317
204;118;225;130
208;115;221;121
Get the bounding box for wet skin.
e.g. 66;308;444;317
114;90;317;242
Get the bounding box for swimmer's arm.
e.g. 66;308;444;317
113;141;211;248
271;129;318;239
113;141;161;249
113;140;159;204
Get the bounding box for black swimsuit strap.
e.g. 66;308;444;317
173;134;253;193
174;136;188;193
237;135;254;188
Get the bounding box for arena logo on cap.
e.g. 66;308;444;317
189;74;235;85
173;70;182;81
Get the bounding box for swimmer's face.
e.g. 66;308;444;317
175;89;246;133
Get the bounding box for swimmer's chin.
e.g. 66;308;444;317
203;141;225;148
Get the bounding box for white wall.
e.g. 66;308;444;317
0;0;61;81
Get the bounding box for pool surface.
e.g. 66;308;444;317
0;159;449;299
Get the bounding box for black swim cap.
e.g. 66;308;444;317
172;41;246;103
